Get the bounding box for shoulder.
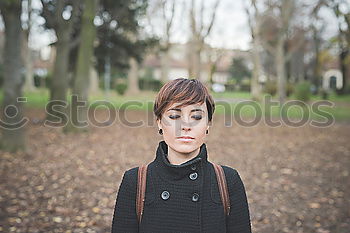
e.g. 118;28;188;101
118;166;139;193
122;166;139;182
220;165;247;195
211;163;240;183
221;165;245;184
221;165;239;179
124;166;139;176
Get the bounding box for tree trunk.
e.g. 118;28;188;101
312;28;321;88
338;49;349;94
187;41;194;78
89;66;100;95
251;29;262;101
276;39;286;104
23;31;36;92
0;1;25;152
160;50;170;83
126;57;140;95
47;29;71;122
23;0;36;92
193;42;202;81
187;38;202;80
64;0;98;133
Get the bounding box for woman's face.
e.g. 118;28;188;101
157;102;210;154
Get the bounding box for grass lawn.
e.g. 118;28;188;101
0;89;349;122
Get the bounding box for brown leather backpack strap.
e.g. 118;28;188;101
213;163;231;216
136;163;148;223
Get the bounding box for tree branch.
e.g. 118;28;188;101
165;0;176;46
40;0;56;29
285;33;305;61
203;0;221;38
67;0;81;29
190;0;197;36
261;39;275;54
69;35;81;49
199;0;204;34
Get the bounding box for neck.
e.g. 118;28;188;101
167;146;201;165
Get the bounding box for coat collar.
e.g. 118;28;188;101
153;140;208;181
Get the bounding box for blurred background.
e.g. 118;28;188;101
0;0;349;232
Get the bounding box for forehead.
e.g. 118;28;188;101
166;102;206;110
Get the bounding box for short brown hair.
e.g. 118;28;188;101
154;78;215;122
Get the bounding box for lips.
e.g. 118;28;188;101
177;136;194;139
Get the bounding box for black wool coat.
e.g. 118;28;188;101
111;140;252;233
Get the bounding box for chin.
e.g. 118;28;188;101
173;142;198;153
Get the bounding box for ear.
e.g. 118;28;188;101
156;118;162;129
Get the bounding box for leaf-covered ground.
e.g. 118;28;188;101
0;109;349;233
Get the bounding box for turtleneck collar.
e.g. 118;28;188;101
153;140;208;182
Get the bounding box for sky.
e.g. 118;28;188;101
144;0;252;50
0;0;341;53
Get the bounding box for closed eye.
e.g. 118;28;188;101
192;115;202;120
168;115;202;120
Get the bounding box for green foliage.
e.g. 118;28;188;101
229;57;251;83
138;78;162;91
115;81;128;95
286;82;294;97
264;80;277;96
141;67;155;80
318;88;329;100
138;67;162;91
224;79;237;92
95;0;159;74
262;80;294;97
239;78;251;92
344;83;350;94
33;73;51;88
294;81;311;102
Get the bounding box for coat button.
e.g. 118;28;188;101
189;172;198;180
191;164;197;170
161;191;170;200
192;193;199;202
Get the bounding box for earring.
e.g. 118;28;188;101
206;129;209;134
159;129;163;135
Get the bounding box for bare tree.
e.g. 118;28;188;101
147;0;177;83
0;0;25;151
259;0;312;104
188;0;221;81
159;0;175;83
126;56;140;95
22;0;36;92
308;1;328;87
244;0;263;101
204;46;225;87
328;0;350;94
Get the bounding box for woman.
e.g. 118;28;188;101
111;78;252;233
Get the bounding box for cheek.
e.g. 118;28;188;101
162;119;177;134
193;122;208;136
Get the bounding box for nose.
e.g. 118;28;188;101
181;118;192;132
182;124;191;132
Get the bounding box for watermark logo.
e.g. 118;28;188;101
0;97;29;130
0;95;336;130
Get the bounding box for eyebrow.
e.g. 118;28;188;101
167;108;204;113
